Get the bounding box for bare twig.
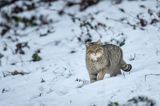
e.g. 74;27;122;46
2;70;30;77
129;53;136;61
122;72;126;78
19;54;24;66
145;73;160;81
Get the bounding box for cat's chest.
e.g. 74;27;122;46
91;58;107;70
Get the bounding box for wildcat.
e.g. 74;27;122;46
86;40;132;83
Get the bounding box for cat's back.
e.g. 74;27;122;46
103;43;122;64
103;44;122;53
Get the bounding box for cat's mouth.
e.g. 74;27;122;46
89;52;102;61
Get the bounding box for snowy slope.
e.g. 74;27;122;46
0;0;160;106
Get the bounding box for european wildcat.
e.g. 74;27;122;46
86;40;132;83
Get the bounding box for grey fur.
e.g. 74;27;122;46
86;42;132;83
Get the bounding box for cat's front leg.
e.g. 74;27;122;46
97;68;106;81
89;73;97;83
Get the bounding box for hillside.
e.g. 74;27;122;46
0;0;160;106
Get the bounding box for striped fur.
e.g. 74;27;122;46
121;64;132;72
86;40;132;83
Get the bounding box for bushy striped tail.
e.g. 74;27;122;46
121;64;132;72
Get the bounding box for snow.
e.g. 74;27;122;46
0;0;160;106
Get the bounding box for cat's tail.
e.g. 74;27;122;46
121;64;132;72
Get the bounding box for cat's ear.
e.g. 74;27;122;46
97;39;102;44
85;42;90;47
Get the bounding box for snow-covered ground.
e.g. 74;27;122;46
0;0;160;106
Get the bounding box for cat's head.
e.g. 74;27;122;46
86;40;104;61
